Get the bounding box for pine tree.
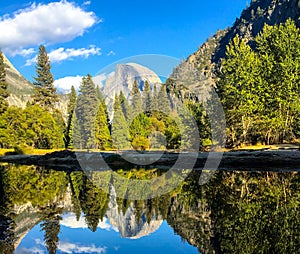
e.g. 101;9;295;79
0;51;9;114
32;45;59;110
95;102;111;150
131;80;142;118
158;84;171;115
112;94;130;150
143;80;151;115
150;84;158;114
119;91;132;122
65;86;77;148
74;74;98;149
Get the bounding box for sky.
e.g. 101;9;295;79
0;0;247;91
16;214;199;254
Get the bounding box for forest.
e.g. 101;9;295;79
0;19;299;151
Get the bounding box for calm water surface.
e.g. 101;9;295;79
1;164;300;253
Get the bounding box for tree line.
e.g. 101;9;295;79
0;19;298;150
0;43;208;151
217;19;300;147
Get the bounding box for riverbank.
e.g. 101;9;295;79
0;147;300;171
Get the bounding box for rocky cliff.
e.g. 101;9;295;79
3;54;34;108
168;0;300;99
95;63;162;116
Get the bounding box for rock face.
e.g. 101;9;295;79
168;0;300;100
106;185;163;239
96;63;162;116
3;54;34;108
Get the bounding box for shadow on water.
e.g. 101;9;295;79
0;164;300;253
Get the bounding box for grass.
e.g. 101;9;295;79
0;148;64;156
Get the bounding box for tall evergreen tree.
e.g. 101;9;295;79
112;94;130;150
65;86;77;148
119;91;132;122
158;84;171;115
143;80;152;115
95;102;111;150
32;45;59;110
131;80;143;118
0;51;9;114
150;84;158;114
74;74;98;149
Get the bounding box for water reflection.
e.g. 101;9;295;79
1;164;300;253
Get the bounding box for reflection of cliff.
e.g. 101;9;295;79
106;185;163;239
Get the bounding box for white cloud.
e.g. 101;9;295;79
49;45;101;63
12;48;36;57
0;1;99;55
54;76;83;93
15;247;45;254
58;242;106;254
60;213;112;231
83;1;92;5
107;50;116;56
25;45;101;66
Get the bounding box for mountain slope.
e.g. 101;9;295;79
3;54;34;108
168;0;300;99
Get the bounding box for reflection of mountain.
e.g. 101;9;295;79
105;185;163;239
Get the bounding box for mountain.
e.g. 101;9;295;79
3;54;69;119
106;185;163;239
3;54;34;108
168;0;300;99
94;63;162;116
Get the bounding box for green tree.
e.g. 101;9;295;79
131;80;143;118
95;102;111;150
143;80;152;115
0;51;9;114
218;36;262;146
150;84;159;115
74;74;98;149
158;84;171;115
112;94;130;150
65;86;77;148
32;45;59;110
119;91;132;122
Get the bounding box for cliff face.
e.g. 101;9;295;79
106;185;163;239
3;54;34;108
169;0;300;99
97;63;162;117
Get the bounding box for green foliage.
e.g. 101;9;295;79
95;102;112;150
32;45;59;110
112;94;130;149
143;80;152;114
0;105;64;149
131;80;143;118
74;74;98;149
218;19;300;146
65;86;77;148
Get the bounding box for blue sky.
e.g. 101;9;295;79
16;214;199;254
0;0;247;88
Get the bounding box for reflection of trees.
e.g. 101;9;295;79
69;172;109;232
209;171;300;253
1;164;300;253
0;164;68;253
40;204;63;254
